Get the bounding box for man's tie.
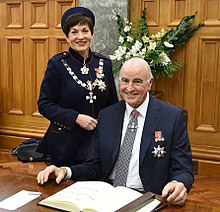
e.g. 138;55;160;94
113;109;139;187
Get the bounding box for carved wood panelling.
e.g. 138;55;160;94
202;0;220;26
30;1;48;28
0;2;2;114
142;0;159;26
219;99;220;132
6;37;25;115
192;145;220;162
154;48;186;107
0;3;2;28
0;0;77;143
28;36;49;116
55;36;69;52
6;1;23;28
168;0;187;26
195;36;220;133
55;0;77;28
130;0;142;24
192;143;220;176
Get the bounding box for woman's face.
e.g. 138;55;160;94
65;23;93;58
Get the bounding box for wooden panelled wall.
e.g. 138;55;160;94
0;0;78;145
130;0;220;176
0;0;220;176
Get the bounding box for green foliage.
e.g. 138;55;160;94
110;9;204;78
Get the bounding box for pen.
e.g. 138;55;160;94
29;191;42;195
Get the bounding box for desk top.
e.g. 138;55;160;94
0;149;220;211
0;168;73;211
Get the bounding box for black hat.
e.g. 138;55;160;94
61;6;95;30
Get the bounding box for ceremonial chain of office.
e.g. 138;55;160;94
61;59;106;103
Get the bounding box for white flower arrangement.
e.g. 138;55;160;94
110;9;204;78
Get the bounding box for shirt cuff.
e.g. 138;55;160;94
61;167;72;180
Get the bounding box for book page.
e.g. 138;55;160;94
137;199;161;212
39;181;143;211
92;185;143;212
39;181;112;211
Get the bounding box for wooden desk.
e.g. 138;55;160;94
0;168;73;211
0;149;220;211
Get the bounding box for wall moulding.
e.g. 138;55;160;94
192;145;220;162
30;1;48;28
6;1;23;29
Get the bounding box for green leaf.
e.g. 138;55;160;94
174;23;204;46
137;8;149;37
111;9;204;78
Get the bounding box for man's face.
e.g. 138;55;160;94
119;63;152;108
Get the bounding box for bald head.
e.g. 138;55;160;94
119;57;154;108
119;57;153;81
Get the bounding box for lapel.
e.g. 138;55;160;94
111;101;126;162
139;95;162;166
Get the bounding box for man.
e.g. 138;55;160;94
37;58;194;206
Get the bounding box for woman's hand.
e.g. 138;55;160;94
76;114;98;130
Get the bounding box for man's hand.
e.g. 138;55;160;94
37;165;67;185
162;180;187;205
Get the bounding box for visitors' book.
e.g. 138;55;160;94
38;181;161;212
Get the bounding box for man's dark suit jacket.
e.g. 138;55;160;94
70;95;194;194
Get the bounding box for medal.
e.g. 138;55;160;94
81;58;89;74
81;65;89;74
153;130;166;158
152;145;166;158
154;131;165;142
86;91;97;103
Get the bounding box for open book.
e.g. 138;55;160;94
38;181;161;212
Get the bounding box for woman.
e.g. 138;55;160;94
37;7;118;166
